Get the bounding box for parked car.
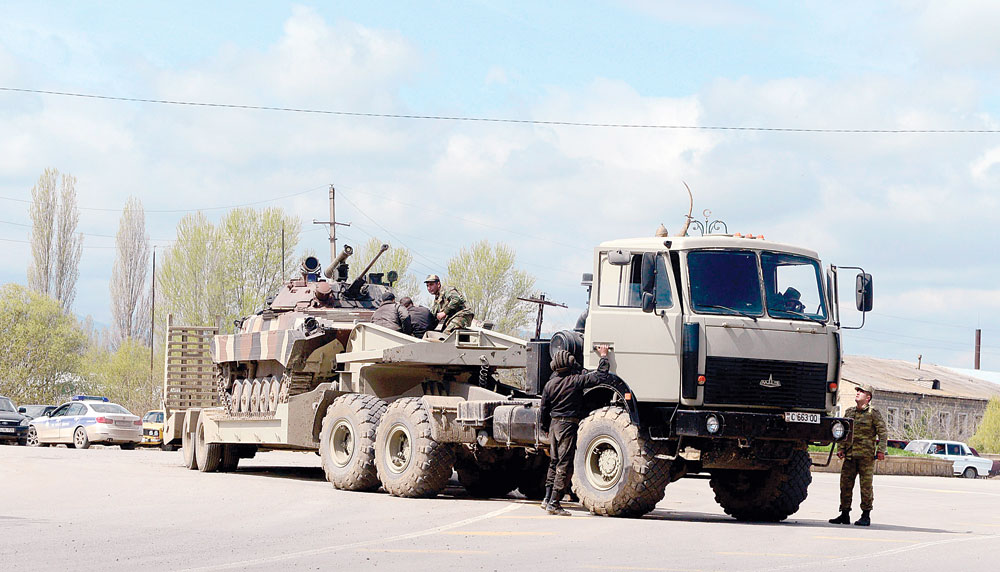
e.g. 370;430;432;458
904;439;994;478
26;396;142;449
141;410;174;450
0;396;30;445
18;404;57;420
886;439;909;450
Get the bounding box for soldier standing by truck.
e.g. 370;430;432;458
540;344;612;516
830;385;887;527
424;274;474;333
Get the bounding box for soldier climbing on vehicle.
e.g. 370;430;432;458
424;274;474;333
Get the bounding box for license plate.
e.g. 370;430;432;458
784;412;820;424
116;419;133;425
0;428;14;433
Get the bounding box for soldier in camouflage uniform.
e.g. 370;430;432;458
830;384;887;527
424;274;474;333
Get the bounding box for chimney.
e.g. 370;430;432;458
975;329;981;370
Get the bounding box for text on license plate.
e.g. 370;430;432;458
116;420;133;425
0;428;15;433
784;412;820;424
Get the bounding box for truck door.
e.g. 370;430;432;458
585;251;682;403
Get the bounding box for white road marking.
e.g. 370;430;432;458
178;503;521;571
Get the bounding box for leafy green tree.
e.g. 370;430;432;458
446;240;535;335
349;237;419;299
970;397;1000;454
80;339;158;416
156;208;301;337
0;284;87;404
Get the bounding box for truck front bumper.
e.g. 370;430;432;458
673;410;852;444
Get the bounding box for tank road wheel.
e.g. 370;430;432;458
320;394;387;491
709;448;812;522
375;398;455;498
267;380;280;412
259;380;272;413
195;415;223;472
230;381;244;414
240;379;253;413
182;422;198;470
571;406;670;517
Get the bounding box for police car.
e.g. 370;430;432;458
26;396;142;449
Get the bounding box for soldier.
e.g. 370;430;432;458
539;344;612;516
424;274;474;333
398;296;436;339
830;384;887;527
371;292;412;335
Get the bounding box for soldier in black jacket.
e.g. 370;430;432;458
399;296;436;339
539;344;612;516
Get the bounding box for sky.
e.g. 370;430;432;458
1;1;999;370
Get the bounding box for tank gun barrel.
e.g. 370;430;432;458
323;245;354;279
344;244;389;299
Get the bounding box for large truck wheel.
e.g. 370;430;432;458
516;452;550;500
709;448;812;522
320;394;387;491
375;398;455;498
219;444;240;472
195;415;223;473
571;406;670;517
181;423;198;470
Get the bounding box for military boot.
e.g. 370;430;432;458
546;490;571;516
829;510;851;524
540;485;553;511
854;510;871;526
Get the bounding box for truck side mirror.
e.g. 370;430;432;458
640;252;656;313
607;249;632;266
856;273;873;312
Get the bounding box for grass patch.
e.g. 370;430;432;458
808;444;929;457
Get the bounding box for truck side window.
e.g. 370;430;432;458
597;254;642;308
655;253;673;308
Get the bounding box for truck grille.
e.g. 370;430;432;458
703;357;827;410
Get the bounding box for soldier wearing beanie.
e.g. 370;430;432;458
830;384;887;527
539;344;612;516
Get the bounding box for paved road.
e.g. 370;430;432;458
2;445;998;571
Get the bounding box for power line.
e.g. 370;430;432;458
0;184;326;213
4;86;1000;134
870;311;986;331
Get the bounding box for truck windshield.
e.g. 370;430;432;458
688;250;763;317
761;252;828;322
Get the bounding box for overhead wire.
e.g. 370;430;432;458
3;86;1000;133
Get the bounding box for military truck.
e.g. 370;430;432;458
168;230;871;521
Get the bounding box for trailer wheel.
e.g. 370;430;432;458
375;398;455;498
320;394;387;491
182;424;198;470
195;415;222;472
571;406;670;517
219;444;240;472
709;448;812;522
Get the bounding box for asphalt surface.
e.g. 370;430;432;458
2;445;998;571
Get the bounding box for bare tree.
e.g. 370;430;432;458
27;169;83;311
110;197;151;346
27;169;58;295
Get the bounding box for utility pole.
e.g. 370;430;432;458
312;184;351;263
516;293;568;340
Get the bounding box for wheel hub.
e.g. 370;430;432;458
385;423;411;474
331;420;354;467
585;436;624;491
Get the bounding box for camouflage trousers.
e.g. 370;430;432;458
442;309;474;333
840;456;876;511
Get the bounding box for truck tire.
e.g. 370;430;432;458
182;425;198;470
516;452;550;500
320;394;387;491
572;406;670;517
195;415;223;473
374;398;455;498
219;444;240;472
709;448;812;522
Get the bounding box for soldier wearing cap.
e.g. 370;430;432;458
424;274;474;334
830;384;887;527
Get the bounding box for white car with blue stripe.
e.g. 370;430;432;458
26;396;142;449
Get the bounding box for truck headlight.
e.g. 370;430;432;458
706;415;720;434
831;421;846;440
